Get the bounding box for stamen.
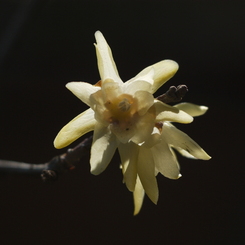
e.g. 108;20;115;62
118;98;131;112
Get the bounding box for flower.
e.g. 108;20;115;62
54;31;211;214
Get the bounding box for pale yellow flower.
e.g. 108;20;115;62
54;31;211;214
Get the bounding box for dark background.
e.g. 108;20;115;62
0;0;244;244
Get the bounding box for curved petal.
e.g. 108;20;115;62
110;122;136;144
175;148;197;159
118;142;139;192
129;60;178;94
137;147;159;204
155;100;193;124
66;82;100;107
94;31;123;84
142;127;162;148
101;78;122;101
151;60;179;93
54;108;95;149
130;107;155;145
162;122;211;160
151;140;181;179
133;176;145;215
124;80;153;95
174;103;208;117
90;123;119;175
134;91;154;116
124;67;154;93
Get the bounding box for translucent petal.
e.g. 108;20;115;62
175;148;197;159
134;91;154;116
151;140;181;179
101;79;122;101
151;60;179;94
90;123;119;175
118;142;139;192
94;31;123;84
110;122;136;144
174;103;208;117
142;127;162;148
155;100;193;124
66;82;100;107
163;122;211;160
133;176;145;215
129;60;178;94
137;147;159;204
54;108;95;149
130;107;155;145
124;80;153;95
124;67;154;93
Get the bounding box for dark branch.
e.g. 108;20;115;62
156;85;188;104
41;136;92;182
0;136;92;182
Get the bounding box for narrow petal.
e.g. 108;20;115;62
66;82;100;107
175;148;197;159
54;108;95;149
151;140;181;179
90;123;119;175
94;31;123;84
151;60;179;94
155;100;193;124
174;103;208;117
137;147;159;204
118;142;139;192
133;176;145;215
129;60;178;94
163;122;211;160
124;80;153;95
124;67;154;93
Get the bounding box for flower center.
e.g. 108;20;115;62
104;93;137;130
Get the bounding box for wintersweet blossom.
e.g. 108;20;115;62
54;31;211;214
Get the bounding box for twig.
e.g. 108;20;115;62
0;136;92;182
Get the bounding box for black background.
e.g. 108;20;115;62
0;0;244;244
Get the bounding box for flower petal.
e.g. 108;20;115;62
124;67;154;93
66;82;100;107
151;140;181;179
155;100;193;124
110;123;136;144
54;108;95;149
90;123;119;175
124;80;153;95
129;60;178;94
94;31;123;84
175;148;197;159
130;107;155;145
137;147;159;204
134;91;154;116
174;103;208;117
133;176;145;215
163;122;211;160
151;60;179;94
101;78;122;101
118;142;139;192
